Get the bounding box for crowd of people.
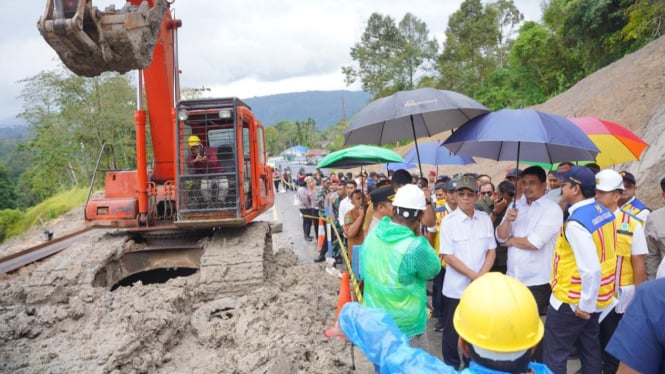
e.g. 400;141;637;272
300;162;665;373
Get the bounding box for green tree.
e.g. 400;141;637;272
17;68;135;206
394;13;439;90
343;13;402;97
436;0;525;98
0;166;16;210
617;0;665;52
543;0;630;73
343;12;438;97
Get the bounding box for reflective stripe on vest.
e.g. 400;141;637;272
615;211;638;288
551;202;617;308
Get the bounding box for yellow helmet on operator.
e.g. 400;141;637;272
453;272;544;353
187;135;201;148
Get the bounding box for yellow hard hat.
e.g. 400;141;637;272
453;272;544;353
187;135;201;148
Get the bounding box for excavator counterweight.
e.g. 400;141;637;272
37;0;168;77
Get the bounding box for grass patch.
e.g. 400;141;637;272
0;187;87;243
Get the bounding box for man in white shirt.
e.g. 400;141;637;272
338;180;357;228
439;175;496;369
496;166;563;311
496;166;562;362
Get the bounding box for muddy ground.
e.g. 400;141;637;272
0;194;375;374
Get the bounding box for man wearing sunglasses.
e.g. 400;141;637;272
439;175;496;369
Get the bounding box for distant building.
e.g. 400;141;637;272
281;145;309;158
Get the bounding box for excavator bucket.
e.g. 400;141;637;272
37;0;168;77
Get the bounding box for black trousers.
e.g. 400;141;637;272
527;283;551;362
441;296;462;369
544;304;601;374
431;266;446;320
300;208;312;237
599;308;622;374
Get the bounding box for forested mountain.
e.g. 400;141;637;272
244;90;371;129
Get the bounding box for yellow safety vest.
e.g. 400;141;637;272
551;202;617;308
615;211;639;288
434;199;448;267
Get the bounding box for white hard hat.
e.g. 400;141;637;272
595;169;625;192
392;184;427;212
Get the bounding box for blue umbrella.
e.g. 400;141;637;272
386;162;417;171
442;109;599;205
403;141;475;166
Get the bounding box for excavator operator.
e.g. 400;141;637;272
187;135;227;204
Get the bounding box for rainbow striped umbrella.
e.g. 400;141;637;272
568;117;648;168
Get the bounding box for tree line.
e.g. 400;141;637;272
0;0;662;214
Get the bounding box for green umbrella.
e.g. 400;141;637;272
316;144;405;169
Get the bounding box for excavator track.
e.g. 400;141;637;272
90;222;273;295
0;228;108;274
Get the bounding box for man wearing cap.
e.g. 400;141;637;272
619;170;651;222
360;184;441;350
543;166;617;374
505;168;523;200
546;162;573;206
496;166;563;362
439;175;496;368
428;170;437;186
645;176;665;280
594;169;647;373
366;185;394;235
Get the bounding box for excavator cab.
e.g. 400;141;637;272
37;0;168;77
175;98;274;228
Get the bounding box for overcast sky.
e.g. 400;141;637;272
0;0;542;120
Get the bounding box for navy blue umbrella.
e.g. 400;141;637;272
403;141;475;166
442;109;599;205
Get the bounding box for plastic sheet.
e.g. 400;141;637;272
338;302;456;374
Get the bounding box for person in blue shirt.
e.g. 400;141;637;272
328;272;552;373
605;277;665;374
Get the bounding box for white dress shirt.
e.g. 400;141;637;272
338;197;353;227
496;194;563;286
440;209;496;299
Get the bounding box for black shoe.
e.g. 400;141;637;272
313;255;326;263
434;321;444;332
304;235;313;241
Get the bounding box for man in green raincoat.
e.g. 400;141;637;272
360;183;441;350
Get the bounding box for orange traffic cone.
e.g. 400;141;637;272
334;271;352;322
317;217;325;251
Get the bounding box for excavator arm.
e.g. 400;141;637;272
38;0;168;77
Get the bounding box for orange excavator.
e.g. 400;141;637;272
38;0;275;230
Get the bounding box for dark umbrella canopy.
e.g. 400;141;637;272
344;88;489;146
403;141;475;166
442;109;599;164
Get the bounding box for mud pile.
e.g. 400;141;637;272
0;223;367;373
